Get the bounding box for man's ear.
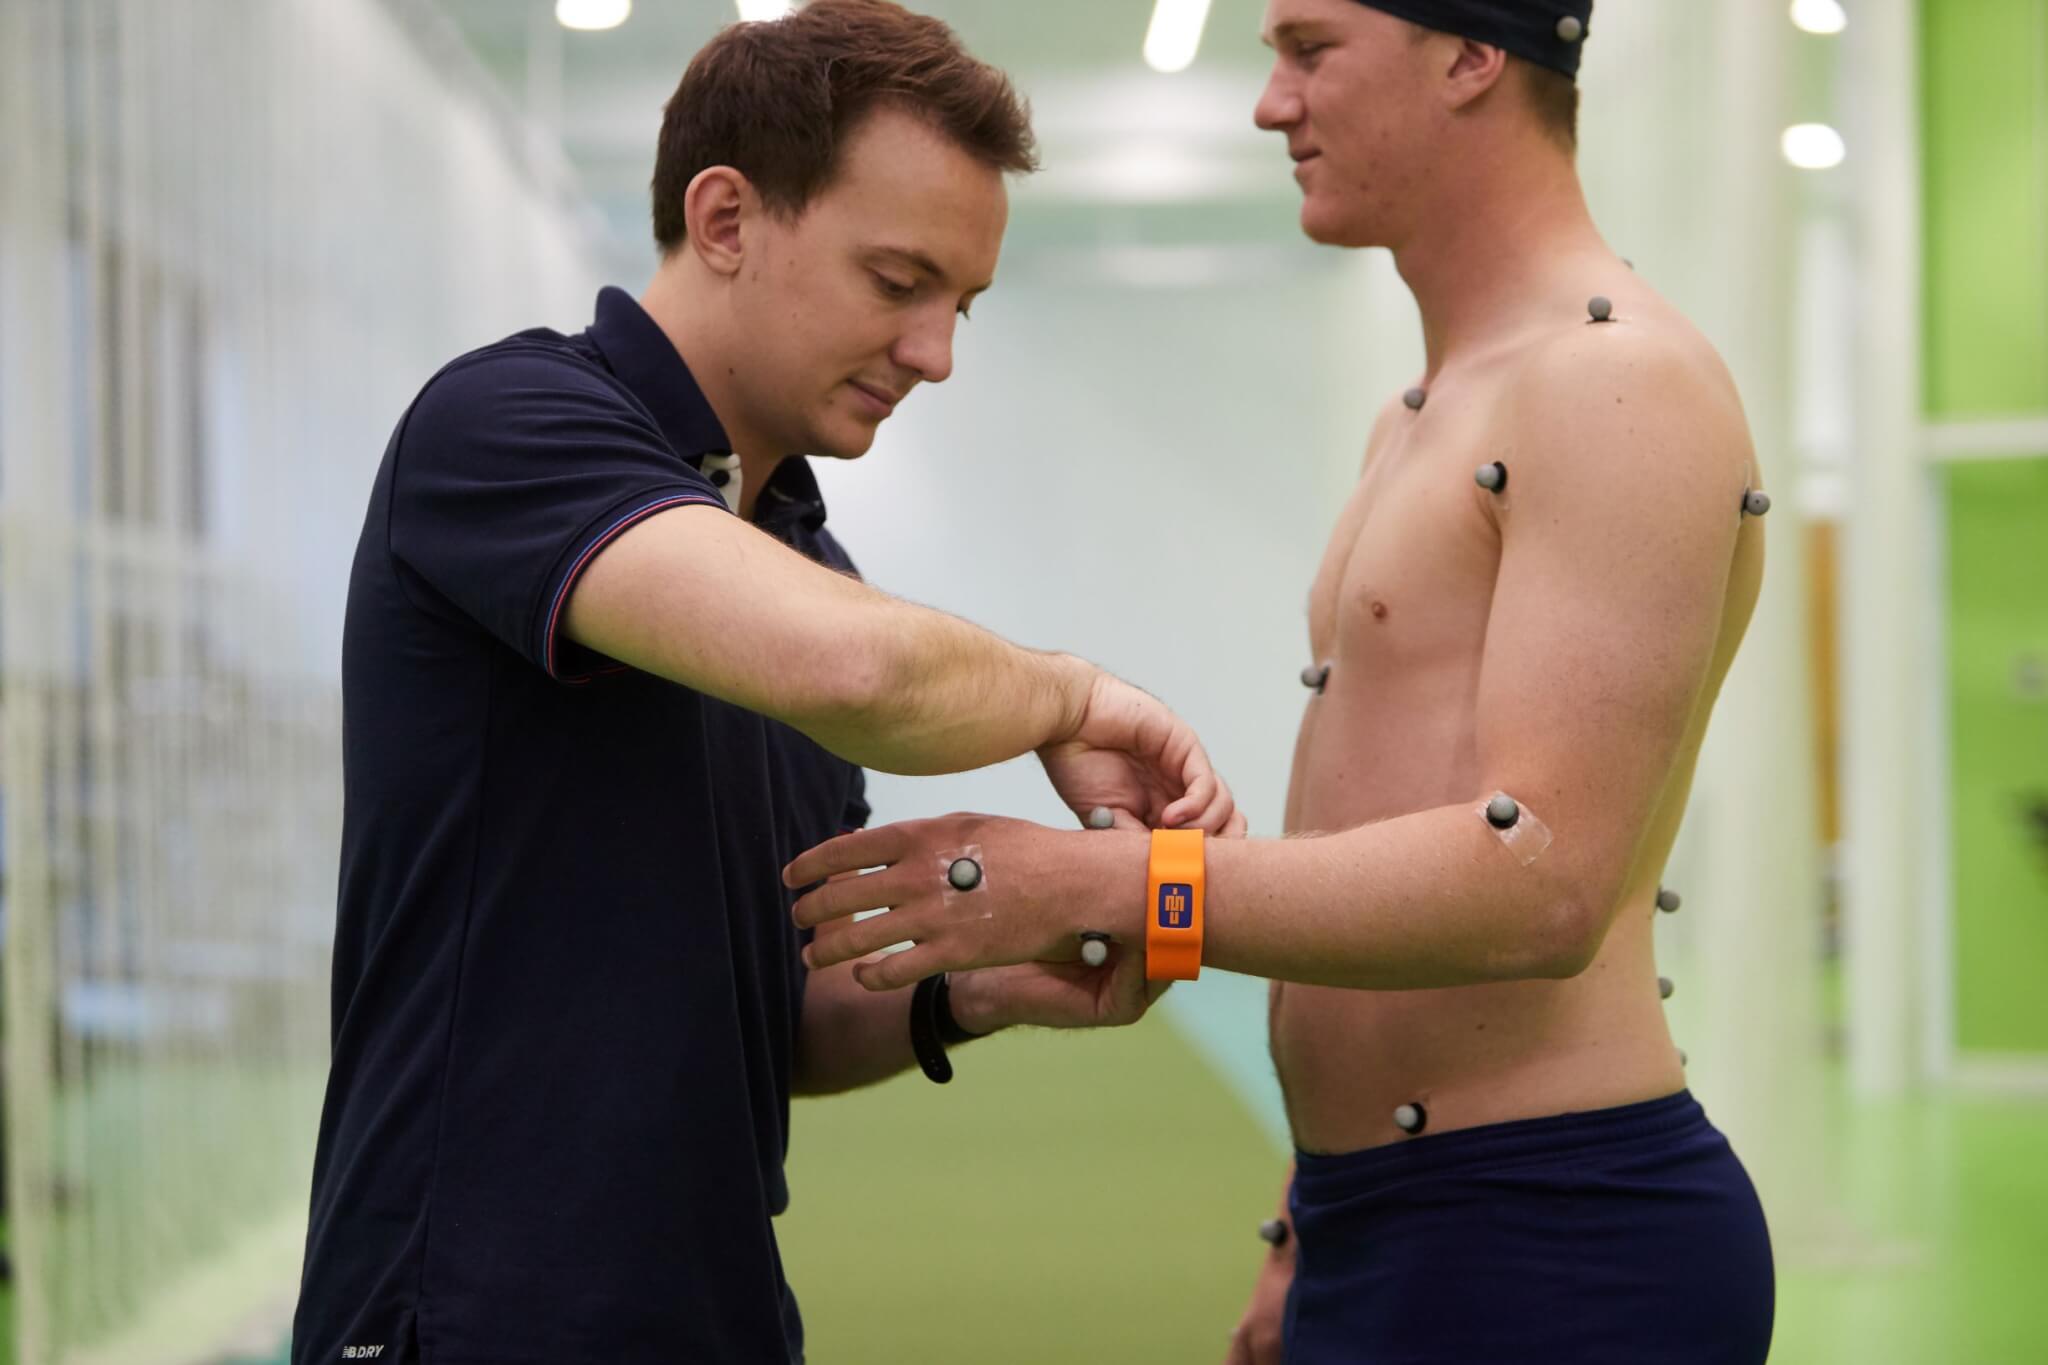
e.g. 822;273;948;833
682;166;755;278
1441;37;1510;112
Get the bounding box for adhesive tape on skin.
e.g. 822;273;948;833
1476;791;1554;867
936;844;993;920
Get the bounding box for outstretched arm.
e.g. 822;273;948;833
788;333;1759;990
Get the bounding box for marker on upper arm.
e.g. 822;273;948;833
1478;791;1554;866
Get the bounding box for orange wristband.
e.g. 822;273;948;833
1146;828;1205;981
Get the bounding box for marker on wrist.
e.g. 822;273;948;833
1145;828;1205;981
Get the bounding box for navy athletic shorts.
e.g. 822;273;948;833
1283;1090;1773;1363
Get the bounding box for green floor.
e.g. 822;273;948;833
184;1020;2048;1364
780;1028;2048;1364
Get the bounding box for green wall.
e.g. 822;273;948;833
1923;0;2048;418
1945;460;2048;1053
1924;0;2048;1053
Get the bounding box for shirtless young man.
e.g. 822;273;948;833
783;2;1775;1360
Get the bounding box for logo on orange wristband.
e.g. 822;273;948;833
1146;828;1205;981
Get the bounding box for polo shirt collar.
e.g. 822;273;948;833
587;286;834;538
586;286;731;460
755;456;830;536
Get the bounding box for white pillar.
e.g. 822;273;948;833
1841;0;1931;1096
1662;0;1830;1243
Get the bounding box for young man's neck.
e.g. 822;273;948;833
638;267;784;522
1391;142;1609;376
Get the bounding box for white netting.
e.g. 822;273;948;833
0;1;607;1358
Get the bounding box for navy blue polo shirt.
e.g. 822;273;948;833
295;287;866;1365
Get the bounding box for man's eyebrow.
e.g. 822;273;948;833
1263;20;1321;48
870;245;992;294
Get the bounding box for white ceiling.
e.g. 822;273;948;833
425;0;1303;275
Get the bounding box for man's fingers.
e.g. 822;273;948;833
1160;770;1216;829
784;824;912;889
803;906;928;970
852;942;947;993
790;865;917;930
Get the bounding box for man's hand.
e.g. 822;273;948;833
1038;673;1246;836
788;815;1145;990
946;938;1171;1033
1224;1236;1294;1365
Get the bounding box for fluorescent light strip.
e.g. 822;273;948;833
1144;0;1213;74
737;0;796;20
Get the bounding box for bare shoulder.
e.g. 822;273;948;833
1498;303;1758;520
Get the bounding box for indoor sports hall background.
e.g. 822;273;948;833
1;1;2043;1361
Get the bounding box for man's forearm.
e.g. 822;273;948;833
791;959;921;1096
790;958;1001;1095
803;604;1092;776
1031;803;1613;991
1198;803;1610;989
564;508;1094;776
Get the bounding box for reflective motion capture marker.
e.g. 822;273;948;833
1656;885;1682;913
1079;931;1113;968
1301;662;1331;693
1588;295;1614;323
1087;806;1116;830
1678;1048;1689;1068
1659;976;1675;1001
1476;461;1509;493
1257;1218;1290;1248
1742;487;1773;517
1479;791;1555;866
1403;386;1427;411
1393;1102;1428;1135
1556;15;1585;42
946;857;984;892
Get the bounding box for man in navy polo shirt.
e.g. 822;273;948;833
291;4;1241;1363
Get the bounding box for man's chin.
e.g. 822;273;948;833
1300;202;1378;250
807;423;879;461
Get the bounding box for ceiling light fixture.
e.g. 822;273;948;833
1789;0;1848;36
1143;0;1214;75
555;0;630;32
1781;123;1846;169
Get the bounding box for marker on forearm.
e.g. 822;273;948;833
1081;807;1117;964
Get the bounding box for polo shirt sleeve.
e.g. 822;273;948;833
840;767;871;834
388;351;730;682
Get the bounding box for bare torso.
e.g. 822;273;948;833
1271;278;1765;1154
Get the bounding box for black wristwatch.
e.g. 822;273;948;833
911;973;984;1083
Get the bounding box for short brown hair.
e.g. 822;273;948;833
651;0;1038;253
1517;59;1579;151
